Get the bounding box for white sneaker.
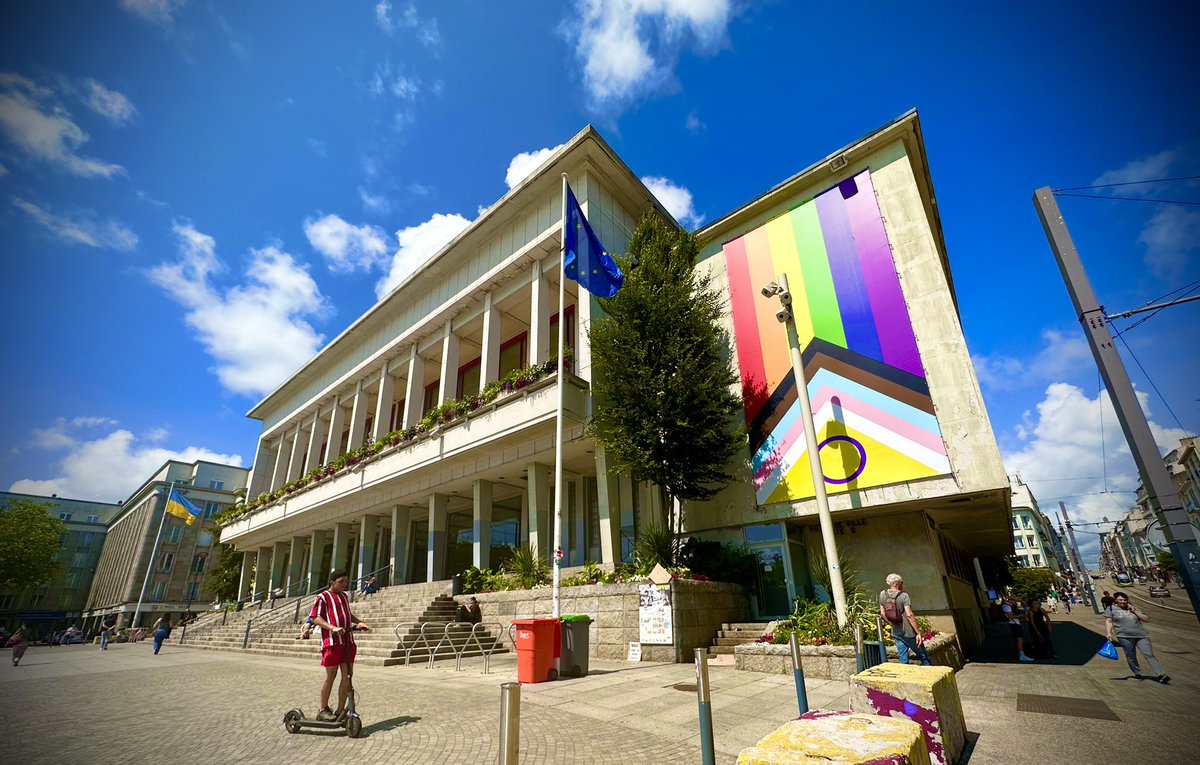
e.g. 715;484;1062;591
1019;653;1034;662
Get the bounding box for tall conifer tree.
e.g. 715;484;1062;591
588;212;745;534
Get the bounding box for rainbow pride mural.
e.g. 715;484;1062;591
723;169;950;505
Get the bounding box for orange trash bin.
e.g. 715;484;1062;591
513;618;561;683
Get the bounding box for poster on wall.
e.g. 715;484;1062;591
638;584;674;644
722;168;951;505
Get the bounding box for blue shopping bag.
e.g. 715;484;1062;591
1097;641;1119;661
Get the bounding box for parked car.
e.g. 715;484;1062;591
1149;585;1171;598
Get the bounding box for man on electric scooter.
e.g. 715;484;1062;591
309;570;371;722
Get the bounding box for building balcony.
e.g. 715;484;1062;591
220;372;589;547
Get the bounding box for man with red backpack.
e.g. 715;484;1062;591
880;573;931;665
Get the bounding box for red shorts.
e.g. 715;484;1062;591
320;640;357;667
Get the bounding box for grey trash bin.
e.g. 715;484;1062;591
560;615;593;677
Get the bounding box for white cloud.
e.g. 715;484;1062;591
82;79;136;125
1138;205;1200;280
370;61;420;101
119;0;186;26
305;138;326;158
303;213;390;272
358;186;390;214
641;175;704;229
377;212;471;298
375;1;394;34
972;328;1091;393
1003;383;1189;566
505;143;564;189
9;424;242;503
28;416;119;451
1092;151;1177;192
684;110;704;133
148;222;328;398
567;0;732;112
376;2;441;47
13;197;139;251
0;72;124;178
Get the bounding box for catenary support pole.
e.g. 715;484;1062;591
1034;188;1200;624
1060;502;1101;614
551;173;568;621
779;273;848;627
694;648;717;765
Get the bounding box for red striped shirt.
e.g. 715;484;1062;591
309;590;353;650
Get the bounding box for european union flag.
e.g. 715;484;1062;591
164;487;203;526
564;186;623;298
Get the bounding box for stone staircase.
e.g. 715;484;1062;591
706;622;770;656
176;582;509;667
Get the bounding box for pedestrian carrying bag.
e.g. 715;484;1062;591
1097;641;1119;661
881;590;902;624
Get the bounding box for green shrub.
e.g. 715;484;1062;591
633;525;680;573
680;538;758;592
502;545;549;590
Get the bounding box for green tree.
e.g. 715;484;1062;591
0;499;67;592
1155;550;1177;575
1008;566;1057;604
588;212;745;541
206;542;244;602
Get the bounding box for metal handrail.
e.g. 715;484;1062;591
243;587;328;648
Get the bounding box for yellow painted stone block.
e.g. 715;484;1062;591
736;710;930;765
849;664;966;765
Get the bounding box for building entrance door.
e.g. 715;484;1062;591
409;520;428;583
745;523;796;619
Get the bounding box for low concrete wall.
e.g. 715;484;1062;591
734;632;964;679
466;579;749;662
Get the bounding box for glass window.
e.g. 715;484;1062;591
151;582;166;601
423;381;439;416
64;572;79;589
32;594;44;607
199;531;214;547
159;553;174;572
0;594;12;609
1033;554;1042;566
745;523;785;544
72;551;87;569
204;502;220;519
587;477;601;563
457;359;481;399
208;480;225;490
79;532;95;547
1022;516;1032;529
621;482;640;563
447;511;474;576
549;305;577;355
1012;517;1019;530
186;581;200;602
59;532;68;544
191;553;207;573
165;523;183;544
53;550;63;561
86;515;100;523
499;333;527;376
1026;535;1036;548
1014;536;1024;548
59;512;72;521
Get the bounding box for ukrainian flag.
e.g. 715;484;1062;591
164;487;203;526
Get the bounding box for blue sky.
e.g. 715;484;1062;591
2;1;1197;564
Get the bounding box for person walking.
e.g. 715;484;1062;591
879;573;931;666
151;615;172;655
6;625;29;666
1105;592;1169;684
1002;596;1034;662
99;620;114;651
1100;590;1115;609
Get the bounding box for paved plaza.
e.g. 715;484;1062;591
3;603;1198;764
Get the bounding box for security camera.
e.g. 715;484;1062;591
761;281;781;298
776;308;791;324
778;290;792;307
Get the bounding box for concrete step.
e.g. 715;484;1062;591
721;623;770;631
714;636;761;646
706;645;738;655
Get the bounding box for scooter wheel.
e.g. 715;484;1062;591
284;709;304;734
346;715;363;738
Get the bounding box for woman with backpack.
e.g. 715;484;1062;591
879;573;931;665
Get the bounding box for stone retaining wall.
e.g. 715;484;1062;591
734;632;964;679
467;579;749;662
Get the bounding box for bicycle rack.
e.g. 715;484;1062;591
458;622;504;674
430;622;461;669
395;621;437;667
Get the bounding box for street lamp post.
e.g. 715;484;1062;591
763;274;849;627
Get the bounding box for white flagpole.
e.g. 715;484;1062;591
552;173;568;620
132;481;173;628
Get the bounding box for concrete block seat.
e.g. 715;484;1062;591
737;710;930;765
848;664;966;765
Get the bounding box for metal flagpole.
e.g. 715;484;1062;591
552;173;568;620
132;481;173;628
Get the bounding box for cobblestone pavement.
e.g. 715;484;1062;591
3;607;1197;765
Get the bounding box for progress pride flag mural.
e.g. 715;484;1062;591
723;169;950;505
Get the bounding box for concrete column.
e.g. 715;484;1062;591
529;256;551;365
374;361;397;439
391;506;411;585
428;494;448;582
331;522;352;574
527;462;551;560
285;424;305;482
473;479;493;569
480;292;501;391
326;395;348;461
269;541;289;595
402;345;424;428
520;492;530;547
358;515;379;582
238;551;255;601
619;475;635;561
246;438;276;498
288;536;306;595
305;407;324;471
596;447;622;566
253;547;271;600
348;378;369;450
270;436;289;491
307;529;329;593
438;320;460;405
573;479;586;566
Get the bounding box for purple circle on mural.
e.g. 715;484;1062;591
817;435;866;484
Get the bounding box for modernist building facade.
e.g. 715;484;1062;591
0;492;120;633
1008;477;1067;572
82;460;248;629
221;113;1012;650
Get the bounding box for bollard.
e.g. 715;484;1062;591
876;616;888;665
788;633;809;715
854;623;865;673
243;620;251;649
498;682;521;765
694;648;717;765
180;621;187;644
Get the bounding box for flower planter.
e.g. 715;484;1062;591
734;632;964;679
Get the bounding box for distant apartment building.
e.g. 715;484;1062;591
82;460;248;629
1008;476;1065;572
0;492;121;634
220;112;1013;650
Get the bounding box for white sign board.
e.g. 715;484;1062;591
627;641;642;662
638;583;674;645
